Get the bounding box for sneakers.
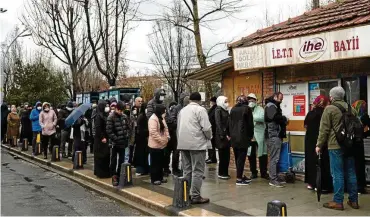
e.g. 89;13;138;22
277;177;286;184
205;159;217;164
307;185;313;190
153;181;161;185
191;196;210;204
218;175;231;180
347;201;359;209
112;175;119;186
236;176;251;186
323;201;344;210
269;181;285;188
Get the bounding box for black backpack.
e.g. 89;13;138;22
333;103;363;154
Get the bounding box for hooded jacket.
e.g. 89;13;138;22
166;92;189;130
58;102;73;130
264;96;287;139
39;102;57;136
146;88;165;119
30;102;42;132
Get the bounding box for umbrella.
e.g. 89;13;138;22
316;152;322;202
65;103;92;128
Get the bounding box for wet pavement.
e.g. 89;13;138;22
1;149;143;216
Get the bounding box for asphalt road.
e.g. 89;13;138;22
1;149;142;216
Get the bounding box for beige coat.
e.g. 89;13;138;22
7;112;20;139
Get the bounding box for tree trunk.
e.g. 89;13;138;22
108;77;116;87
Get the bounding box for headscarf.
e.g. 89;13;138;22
216;96;228;110
352;100;367;118
313;95;329;108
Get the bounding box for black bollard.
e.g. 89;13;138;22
118;163;133;188
22;138;29;151
266;200;287;216
172;176;190;208
51;146;60;162
73;151;83;169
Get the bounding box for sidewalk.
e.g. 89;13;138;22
2;143;369;216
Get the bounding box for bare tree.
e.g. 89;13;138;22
22;0;98;99
82;0;140;87
148;3;195;102
164;0;246;100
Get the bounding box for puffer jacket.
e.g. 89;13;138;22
265;96;288;139
106;112;130;147
214;106;230;149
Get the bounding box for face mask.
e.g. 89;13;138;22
8;108;10;111
145;109;147;114
57;109;61;112
159;96;164;101
132;110;137;115
224;103;229;108
92;104;97;108
67;107;73;111
44;108;50;112
104;107;110;113
37;107;42;111
248;102;256;108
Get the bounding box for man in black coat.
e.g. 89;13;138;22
206;96;218;164
106;101;131;186
229;95;254;186
146;88;166;119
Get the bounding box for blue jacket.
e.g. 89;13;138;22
30;102;42;132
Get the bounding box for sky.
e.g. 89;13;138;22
0;0;311;75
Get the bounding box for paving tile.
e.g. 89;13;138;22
123;187;172;208
179;207;222;216
242;207;266;216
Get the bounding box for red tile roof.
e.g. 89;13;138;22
228;0;370;48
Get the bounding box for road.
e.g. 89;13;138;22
1;149;142;216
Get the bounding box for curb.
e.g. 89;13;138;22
1;144;178;216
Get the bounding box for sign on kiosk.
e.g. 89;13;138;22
233;25;370;70
279;83;308;121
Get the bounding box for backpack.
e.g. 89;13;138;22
332;103;363;154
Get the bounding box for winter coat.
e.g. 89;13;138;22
148;114;169;149
57;108;71;130
1;103;9;138
20;109;33;139
7;112;20;138
265;97;288;139
317;100;357;150
94;100;109;158
214;106;230;149
208;105;217;136
39;109;57;136
250;105;267;157
229;103;254;149
30;102;42;132
106;112;130;148
177;102;212;151
146;88;166;119
166;92;189;130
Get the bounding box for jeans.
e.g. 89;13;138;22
110;146;126;177
218;147;230;176
329;149;358;203
233;147;248;179
267;137;282;181
181;150;206;199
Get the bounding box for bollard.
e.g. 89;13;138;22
266;200;287;216
51;146;60;162
73;151;83;169
22;138;29;151
35;133;41;155
118;163;133;188
172;176;191;208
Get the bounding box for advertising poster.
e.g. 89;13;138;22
293;95;306;116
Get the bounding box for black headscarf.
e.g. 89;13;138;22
154;103;166;133
97;100;108;119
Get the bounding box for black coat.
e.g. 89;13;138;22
304;108;332;191
106;112;130;147
94;112;109;158
20;109;33;139
208;105;217;135
214;106;230;149
229;104;254;149
133;112;149;169
58;108;71;130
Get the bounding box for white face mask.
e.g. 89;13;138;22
67;107;73;111
104;107;110;113
224;103;229;108
159;96;164;101
8;108;10;111
92;104;97;108
37;106;42;111
145;109;148;114
57;109;61;112
248;102;256;108
132;110;137;115
44;108;50;112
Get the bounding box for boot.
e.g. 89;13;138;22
323;201;344;210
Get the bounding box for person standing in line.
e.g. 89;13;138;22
247;93;269;179
229;95;254;185
20;104;33;148
1;102;10;142
133;103;150;176
39;102;57;159
146;88;166;119
304;95;332;192
206;97;218;164
265;92;288;188
107;101;131;186
94;100;111;178
316;87;359;210
30;101;43;155
165;93;189;176
121;94;135;164
177;92;212;204
59;102;74;158
215;96;231;179
148;104;169;185
7;105;21;147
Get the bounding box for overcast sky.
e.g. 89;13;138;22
0;0;311;75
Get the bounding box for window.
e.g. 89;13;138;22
309;80;339;109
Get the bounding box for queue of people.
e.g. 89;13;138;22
0;85;367;209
